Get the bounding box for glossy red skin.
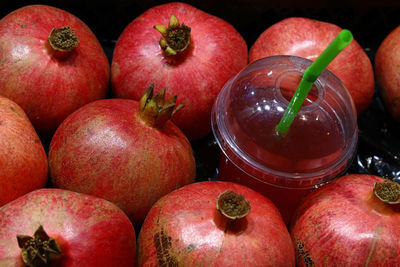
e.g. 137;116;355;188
0;5;110;136
249;17;374;115
111;2;248;140
375;26;400;122
291;174;400;266
138;181;295;266
0;188;136;266
48;98;196;227
0;96;48;206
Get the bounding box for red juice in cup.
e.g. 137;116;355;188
212;56;358;224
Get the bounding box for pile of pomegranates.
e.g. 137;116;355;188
0;2;399;266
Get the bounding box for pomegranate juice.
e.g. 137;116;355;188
212;56;358;226
218;86;346;224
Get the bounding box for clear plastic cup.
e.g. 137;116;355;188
211;55;358;224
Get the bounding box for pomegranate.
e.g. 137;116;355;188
0;5;110;137
48;85;196;227
249;17;374;115
0;188;136;266
111;2;248;140
0;96;47;206
291;174;400;266
375;26;400;122
137;181;295;266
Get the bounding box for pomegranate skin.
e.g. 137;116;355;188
0;96;47;206
0;5;110;136
0;188;136;266
291;174;400;266
111;2;248;140
249;17;374;115
48;98;196;227
138;181;295;266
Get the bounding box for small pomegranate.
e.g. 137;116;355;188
0;5;110;136
0;96;47;206
0;188;136;266
291;174;400;266
138;181;295;266
111;2;248;140
48;84;196;227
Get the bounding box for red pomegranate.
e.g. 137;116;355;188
249;17;374;115
375;26;400;122
48;85;196;227
137;181;295;266
111;2;248;140
0;96;47;206
291;174;400;266
0;188;136;266
0;5;110;137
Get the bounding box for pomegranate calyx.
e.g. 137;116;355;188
154;15;191;56
216;190;251;220
17;225;62;267
48;26;79;52
139;83;184;128
373;180;400;204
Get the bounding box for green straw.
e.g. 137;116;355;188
275;29;353;136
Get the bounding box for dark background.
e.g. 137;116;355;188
1;1;399;51
2;1;400;180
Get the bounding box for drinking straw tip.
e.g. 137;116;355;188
275;29;353;137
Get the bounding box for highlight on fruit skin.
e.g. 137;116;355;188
138;83;185;128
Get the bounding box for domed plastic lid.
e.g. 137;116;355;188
212;56;358;188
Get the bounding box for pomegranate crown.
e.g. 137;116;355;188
48;26;79;52
154;14;191;56
216;190;251;220
138;84;184;128
373;180;400;204
17;225;62;266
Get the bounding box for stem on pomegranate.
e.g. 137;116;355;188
17;225;62;267
154;15;191;56
47;26;79;59
138;83;184;128
216;190;251;233
373;180;400;204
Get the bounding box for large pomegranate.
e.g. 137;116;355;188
249;17;374;115
137;181;295;266
0;96;47;206
291;174;400;266
48;85;196;227
0;5;110;137
111;2;248;140
0;188;136;266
